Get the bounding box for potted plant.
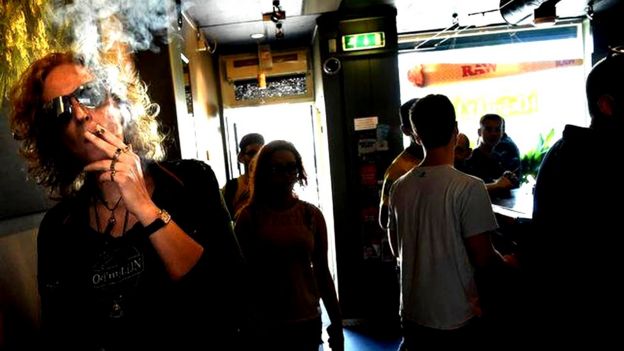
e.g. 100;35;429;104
520;129;555;184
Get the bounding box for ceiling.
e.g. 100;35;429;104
181;0;614;53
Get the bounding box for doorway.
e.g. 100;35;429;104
225;103;320;206
223;101;338;290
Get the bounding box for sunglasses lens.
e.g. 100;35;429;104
74;81;107;108
43;96;73;124
271;163;298;175
42;81;109;125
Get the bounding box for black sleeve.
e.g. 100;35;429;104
532;140;564;234
524;140;565;271
37;204;82;347
163;160;246;340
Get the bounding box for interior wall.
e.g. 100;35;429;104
181;18;227;185
0;213;44;349
317;5;402;325
591;0;624;62
312;34;339;288
0;105;54;220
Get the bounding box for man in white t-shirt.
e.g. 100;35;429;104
388;94;504;346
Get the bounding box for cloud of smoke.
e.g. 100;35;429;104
46;0;179;100
49;0;177;57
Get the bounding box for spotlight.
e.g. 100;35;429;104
275;24;284;39
533;1;557;25
271;10;285;23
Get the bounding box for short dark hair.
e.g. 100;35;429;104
400;98;419;129
410;94;456;149
586;53;624;120
479;113;505;130
239;133;265;152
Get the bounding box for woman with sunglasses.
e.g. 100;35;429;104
8;52;244;349
234;140;344;351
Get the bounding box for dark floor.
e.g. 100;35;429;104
320;300;402;351
319;325;401;351
321;314;401;350
343;326;401;351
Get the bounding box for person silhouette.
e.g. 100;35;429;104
223;133;265;219
528;52;624;341
379;98;424;230
8;52;244;349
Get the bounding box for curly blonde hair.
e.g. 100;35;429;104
9;51;165;198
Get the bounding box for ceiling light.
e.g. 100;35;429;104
251;33;265;39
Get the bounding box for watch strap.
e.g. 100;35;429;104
143;209;170;237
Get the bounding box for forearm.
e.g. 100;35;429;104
148;221;204;281
317;267;342;324
135;203;204;280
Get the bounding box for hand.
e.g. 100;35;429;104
83;124;158;224
502;170;520;187
327;323;344;351
492;174;514;191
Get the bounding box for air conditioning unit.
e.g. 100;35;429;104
220;48;313;107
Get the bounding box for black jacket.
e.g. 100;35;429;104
37;160;244;350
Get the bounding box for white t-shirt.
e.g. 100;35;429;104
389;164;498;329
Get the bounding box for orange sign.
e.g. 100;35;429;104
407;59;583;87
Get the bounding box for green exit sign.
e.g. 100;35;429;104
342;32;385;52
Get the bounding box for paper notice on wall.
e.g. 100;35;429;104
354;116;378;131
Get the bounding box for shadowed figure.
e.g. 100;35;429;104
527;52;624;343
234;140;344;351
7;52;244;349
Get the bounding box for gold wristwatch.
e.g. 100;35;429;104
143;209;171;237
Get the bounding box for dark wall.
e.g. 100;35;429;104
317;5;402;325
0;104;54;221
591;0;624;63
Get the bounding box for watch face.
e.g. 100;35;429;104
160;209;172;224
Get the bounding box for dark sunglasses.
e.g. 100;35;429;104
42;80;109;124
271;163;298;175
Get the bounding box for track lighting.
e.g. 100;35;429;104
270;0;285;23
261;0;286;39
275;22;284;39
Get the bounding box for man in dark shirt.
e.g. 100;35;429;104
466;114;521;193
527;53;624;342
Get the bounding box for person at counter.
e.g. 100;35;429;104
378;98;424;231
528;52;624;340
454;132;472;173
466;114;521;194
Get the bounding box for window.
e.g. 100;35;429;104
398;22;591;156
